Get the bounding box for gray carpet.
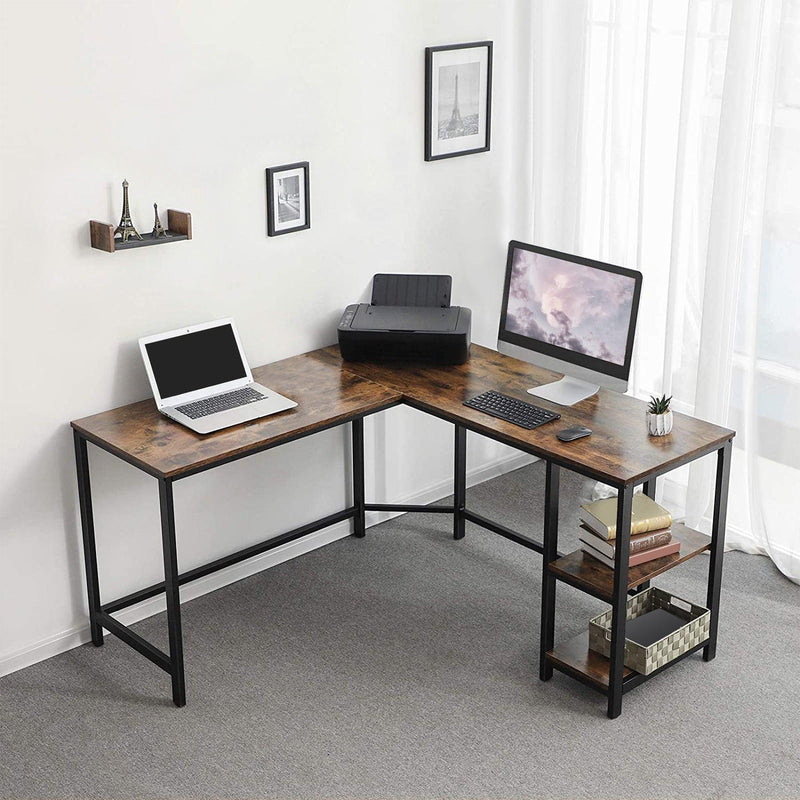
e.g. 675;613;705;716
2;462;799;800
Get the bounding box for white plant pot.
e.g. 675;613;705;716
647;410;673;436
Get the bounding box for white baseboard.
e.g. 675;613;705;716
0;450;537;678
0;522;352;678
364;449;536;528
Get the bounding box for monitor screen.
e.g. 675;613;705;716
498;242;642;384
145;323;247;399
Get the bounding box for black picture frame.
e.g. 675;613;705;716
425;41;492;161
266;162;311;236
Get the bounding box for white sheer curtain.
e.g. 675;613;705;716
529;0;800;582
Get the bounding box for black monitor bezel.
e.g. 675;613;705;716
497;241;643;383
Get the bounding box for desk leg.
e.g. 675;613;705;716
539;462;560;680
704;441;731;662
607;484;633;719
453;424;466;540
74;431;104;647
352;419;366;538
159;478;186;707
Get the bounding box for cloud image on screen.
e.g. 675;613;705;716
505;250;635;365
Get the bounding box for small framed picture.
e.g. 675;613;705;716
425;41;492;161
266;162;310;236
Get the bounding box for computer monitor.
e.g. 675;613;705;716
497;241;642;406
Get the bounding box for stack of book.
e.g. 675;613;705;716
578;494;679;569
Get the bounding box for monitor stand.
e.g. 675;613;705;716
527;376;599;407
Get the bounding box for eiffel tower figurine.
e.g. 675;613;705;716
114;179;143;242
151;203;170;238
447;72;463;133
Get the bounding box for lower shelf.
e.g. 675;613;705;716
547;631;631;692
547;631;709;695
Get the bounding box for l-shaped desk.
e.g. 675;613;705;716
71;344;733;718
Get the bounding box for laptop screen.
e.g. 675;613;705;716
144;323;247;399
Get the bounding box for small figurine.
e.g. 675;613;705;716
152;203;170;238
114;179;143;242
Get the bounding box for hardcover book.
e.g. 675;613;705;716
580;537;681;569
580;493;673;540
578;524;672;558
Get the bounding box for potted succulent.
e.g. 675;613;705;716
647;394;673;436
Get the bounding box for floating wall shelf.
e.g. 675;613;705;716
90;210;192;253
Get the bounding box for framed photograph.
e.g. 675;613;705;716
266;162;310;236
425;41;492;161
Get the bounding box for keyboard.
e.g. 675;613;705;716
176;387;266;420
463;390;561;430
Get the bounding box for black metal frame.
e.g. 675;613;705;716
74;406;732;715
424;41;493;162
265;161;311;237
538;441;733;718
73;419;365;708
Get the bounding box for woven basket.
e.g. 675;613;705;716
588;587;710;675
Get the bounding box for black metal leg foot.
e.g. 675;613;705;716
607;696;622;719
172;680;186;708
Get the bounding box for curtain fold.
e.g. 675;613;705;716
529;0;800;582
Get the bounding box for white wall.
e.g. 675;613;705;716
0;0;531;673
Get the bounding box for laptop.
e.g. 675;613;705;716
139;318;297;434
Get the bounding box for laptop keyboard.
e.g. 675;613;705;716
176;387;266;420
463;390;561;430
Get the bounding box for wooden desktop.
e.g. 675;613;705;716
71;344;733;718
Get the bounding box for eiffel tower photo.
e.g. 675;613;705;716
447;73;464;133
436;62;480;142
446;73;465;135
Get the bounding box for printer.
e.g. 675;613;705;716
337;274;471;365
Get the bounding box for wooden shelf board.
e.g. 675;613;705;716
549;523;711;601
114;232;189;250
547;631;632;690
